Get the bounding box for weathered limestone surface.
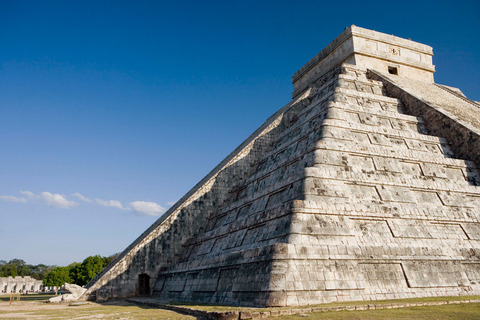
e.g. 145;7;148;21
0;276;44;293
368;70;480;166
82;26;480;307
292;25;435;98
83;87;309;305
49;283;87;303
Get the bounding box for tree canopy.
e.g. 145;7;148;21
0;259;52;279
43;254;117;287
1;254;117;288
43;266;71;287
69;255;115;286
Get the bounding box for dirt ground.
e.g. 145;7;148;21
0;299;196;320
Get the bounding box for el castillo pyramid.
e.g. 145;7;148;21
82;25;480;307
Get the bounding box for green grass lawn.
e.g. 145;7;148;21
277;303;480;320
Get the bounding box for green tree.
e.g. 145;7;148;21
76;255;106;286
30;264;53;280
4;259;26;277
6;263;18;278
18;263;30;277
68;262;82;285
104;253;118;266
0;260;5;277
0;260;27;278
43;266;72;288
1;254;115;287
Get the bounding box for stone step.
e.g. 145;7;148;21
292;199;479;223
315;139;475;168
338;71;385;87
313;149;479;183
337;75;385;96
304;167;480;195
328;100;419;123
335;87;402;105
210;198;480;245
323;119;445;144
327;107;428;135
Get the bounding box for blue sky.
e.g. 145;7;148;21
1;0;479;266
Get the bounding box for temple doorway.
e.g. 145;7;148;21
138;274;150;295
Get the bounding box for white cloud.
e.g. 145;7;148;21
8;190;170;217
40;192;78;209
20;190;38;199
95;199;129;210
73;192;92;203
0;195;28;203
130;201;166;216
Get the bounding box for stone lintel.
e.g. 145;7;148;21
292;25;435;98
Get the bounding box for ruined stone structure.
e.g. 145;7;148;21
82;25;480;306
0;276;44;293
49;283;87;303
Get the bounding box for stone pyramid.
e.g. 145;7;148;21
83;25;480;307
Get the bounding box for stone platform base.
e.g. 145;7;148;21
126;296;480;320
